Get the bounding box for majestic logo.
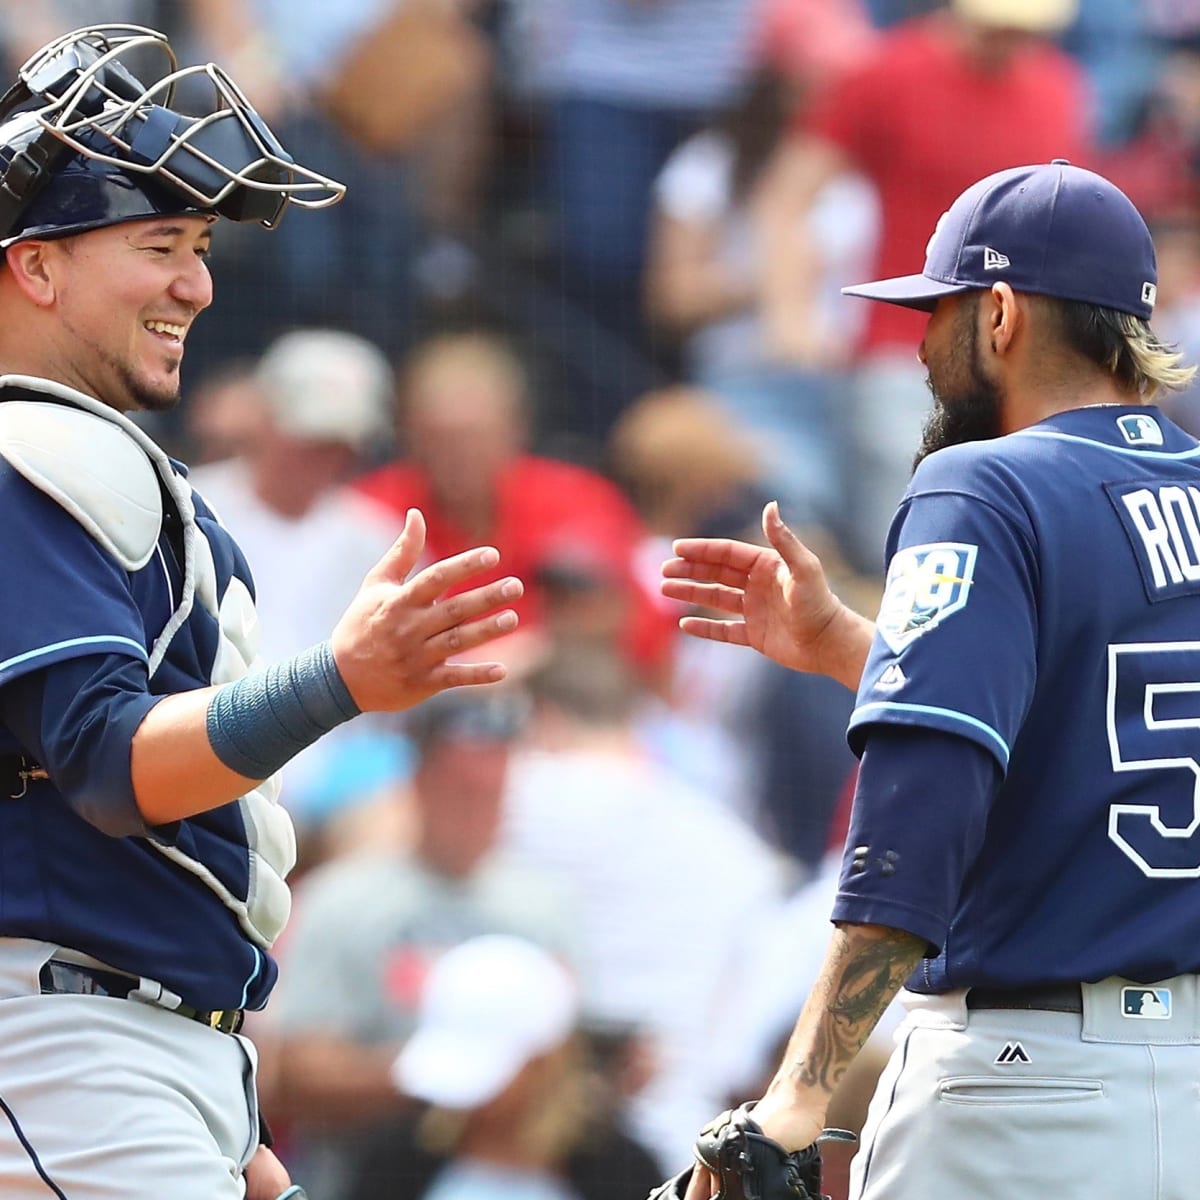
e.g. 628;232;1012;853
877;543;978;654
983;247;1011;270
994;1042;1031;1065
1117;414;1164;446
875;663;907;691
1121;986;1171;1019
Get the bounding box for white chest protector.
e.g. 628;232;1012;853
0;375;295;948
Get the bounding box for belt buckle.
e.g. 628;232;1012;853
208;1008;243;1034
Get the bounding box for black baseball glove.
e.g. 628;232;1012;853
646;1103;855;1200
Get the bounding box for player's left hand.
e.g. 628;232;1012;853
330;507;524;712
661;502;869;690
244;1145;293;1200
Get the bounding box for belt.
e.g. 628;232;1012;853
39;960;244;1034
966;983;1083;1014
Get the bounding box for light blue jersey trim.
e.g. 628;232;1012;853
0;635;148;676
1018;430;1200;460
851;700;1011;767
239;947;264;1009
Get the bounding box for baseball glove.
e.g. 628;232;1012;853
646;1103;855;1200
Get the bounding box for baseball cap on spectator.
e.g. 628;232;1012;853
392;935;579;1109
843;160;1158;320
950;0;1078;35
254;328;394;448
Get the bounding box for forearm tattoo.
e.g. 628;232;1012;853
789;927;924;1095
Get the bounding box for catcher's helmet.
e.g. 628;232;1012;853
0;24;345;249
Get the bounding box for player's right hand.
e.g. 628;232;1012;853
330;508;523;712
661;502;869;689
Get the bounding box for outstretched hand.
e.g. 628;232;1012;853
661;502;871;690
331;508;524;713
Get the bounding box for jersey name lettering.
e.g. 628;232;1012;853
1113;483;1200;598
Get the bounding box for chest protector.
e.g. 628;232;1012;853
0;374;295;948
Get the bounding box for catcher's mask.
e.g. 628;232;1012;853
0;23;345;248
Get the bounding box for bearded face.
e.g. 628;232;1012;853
913;293;1004;470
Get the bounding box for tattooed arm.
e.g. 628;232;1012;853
749;923;923;1151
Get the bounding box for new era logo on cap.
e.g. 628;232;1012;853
842;161;1158;320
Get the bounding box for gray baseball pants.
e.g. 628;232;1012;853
0;938;261;1199
850;978;1200;1199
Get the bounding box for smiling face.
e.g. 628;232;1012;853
32;215;215;413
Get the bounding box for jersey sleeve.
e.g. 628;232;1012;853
848;470;1039;773
832;724;1001;949
0;654;165;838
0;468;152;686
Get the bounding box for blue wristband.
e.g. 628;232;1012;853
206;641;361;780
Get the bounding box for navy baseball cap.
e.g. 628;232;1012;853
843;160;1158;320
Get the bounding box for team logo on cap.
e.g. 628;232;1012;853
877;543;978;654
983;247;1011;270
925;212;949;259
1121;986;1171;1019
1117;414;1164;446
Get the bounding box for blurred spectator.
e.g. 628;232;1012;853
1059;0;1157;146
608;383;765;552
507;0;764;436
347;935;662;1200
187;0;494;352
1099;36;1200;430
754;0;880;88
1143;1;1200;41
609;388;862;860
1149;211;1200;433
761;0;1090;569
502;645;787;1168
261;690;577;1200
0;1;184;68
644;68;878;527
190;329;395;662
187;329;402;824
180;358;268;466
1101;35;1200;224
353;329;677;686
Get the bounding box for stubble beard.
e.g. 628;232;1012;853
90;340;183;414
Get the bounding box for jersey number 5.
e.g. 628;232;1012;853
1108;641;1200;877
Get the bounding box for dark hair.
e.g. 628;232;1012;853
718;69;792;202
1048;298;1196;396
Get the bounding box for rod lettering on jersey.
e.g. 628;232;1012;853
1121;485;1200;589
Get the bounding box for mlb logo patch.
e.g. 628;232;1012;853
1117;414;1164;446
877;543;977;655
1121;986;1171;1019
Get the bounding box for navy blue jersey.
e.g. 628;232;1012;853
0;382;290;1012
835;405;1200;990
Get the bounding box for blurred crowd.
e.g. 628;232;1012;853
9;1;1200;1197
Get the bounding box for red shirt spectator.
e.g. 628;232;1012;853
801;10;1091;355
354;331;675;679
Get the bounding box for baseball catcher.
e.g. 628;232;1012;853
648;1104;854;1200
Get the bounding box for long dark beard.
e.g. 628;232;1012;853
912;303;1003;470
